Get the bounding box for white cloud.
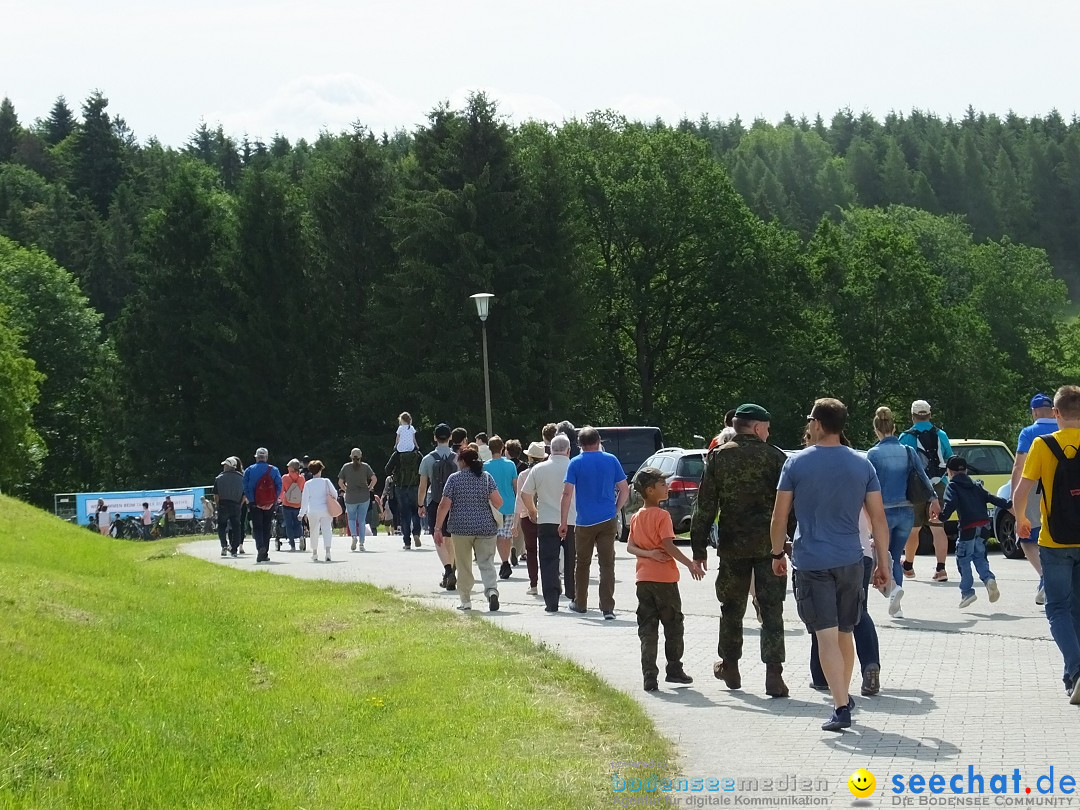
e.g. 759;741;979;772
205;74;425;142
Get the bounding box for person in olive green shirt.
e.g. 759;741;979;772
690;403;792;698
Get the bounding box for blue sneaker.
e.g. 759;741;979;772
822;705;851;732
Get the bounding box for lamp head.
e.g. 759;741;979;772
470;292;494;321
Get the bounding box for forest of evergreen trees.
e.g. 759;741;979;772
0;92;1074;504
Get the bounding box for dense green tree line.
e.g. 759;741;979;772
679;107;1080;293
0;92;1071;505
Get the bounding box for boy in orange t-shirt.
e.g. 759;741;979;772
626;467;705;692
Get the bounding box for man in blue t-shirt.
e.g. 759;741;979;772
484;435;519;580
770;398;892;732
1011;393;1058;605
560;425;630;619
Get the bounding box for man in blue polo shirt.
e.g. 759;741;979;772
559;425;629;619
901;399;951;582
1011;393;1058;605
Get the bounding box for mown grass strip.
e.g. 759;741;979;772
0;496;672;809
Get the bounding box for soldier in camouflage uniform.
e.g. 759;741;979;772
690;403;793;697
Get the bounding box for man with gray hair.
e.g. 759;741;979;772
243;447;282;563
522;433;577;612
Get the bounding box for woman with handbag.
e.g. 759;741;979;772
433;447;503;612
298;460;341;562
866;406;938;619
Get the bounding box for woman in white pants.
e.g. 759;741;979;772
299;460;338;562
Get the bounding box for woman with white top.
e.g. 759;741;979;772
299;460;338;562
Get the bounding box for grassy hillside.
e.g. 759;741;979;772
0;497;670;809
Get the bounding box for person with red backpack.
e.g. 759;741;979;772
243;447;283;563
280;459;306;552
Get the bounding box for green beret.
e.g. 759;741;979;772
735;403;771;422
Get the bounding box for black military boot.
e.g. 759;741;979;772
765;663;789;698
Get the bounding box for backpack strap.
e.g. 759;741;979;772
1040;434;1067;465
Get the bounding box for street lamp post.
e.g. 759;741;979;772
470;293;495;436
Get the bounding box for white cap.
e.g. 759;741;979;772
911;399;932;415
254;447;269;460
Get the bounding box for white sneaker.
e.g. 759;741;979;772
959;593;977;608
986;579;1001;603
357;543;365;552
893;607;904;619
325;553;331;562
888;585;904;617
526;586;538;595
1071;678;1080;705
350;539;357;551
311;553;318;562
1036;586;1046;606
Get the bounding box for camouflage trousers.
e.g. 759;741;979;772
714;556;787;664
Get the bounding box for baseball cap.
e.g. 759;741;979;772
350;447;362;459
434;423;452;440
945;455;968;472
734;403;771;422
221;458;236;469
1030;393;1053;410
634;466;674;494
911;399;932;415
254;447;269;460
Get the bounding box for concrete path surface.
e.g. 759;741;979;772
184;532;1073;808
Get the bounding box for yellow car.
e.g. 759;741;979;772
947;439;1021;558
948;439;1015;495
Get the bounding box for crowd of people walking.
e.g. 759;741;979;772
202;389;1080;733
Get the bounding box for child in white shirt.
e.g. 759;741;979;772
395;412;417;452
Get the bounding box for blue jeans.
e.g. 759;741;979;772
955;531;994;598
810;557;879;681
885;506;914;587
346;501;369;543
1040;545;1080;687
396;487;420;544
282;506;302;542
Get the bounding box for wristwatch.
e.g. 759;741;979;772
771;551;786;560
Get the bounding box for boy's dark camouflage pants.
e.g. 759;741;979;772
715;556;787;663
636;581;685;680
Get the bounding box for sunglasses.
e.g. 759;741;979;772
805;414;818;423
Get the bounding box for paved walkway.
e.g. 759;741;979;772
184;532;1073;807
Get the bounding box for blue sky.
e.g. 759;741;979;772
4;0;1078;147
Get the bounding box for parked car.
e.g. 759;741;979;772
595;426;665;480
990;481;1025;559
912;438;1019;556
617;447;706;542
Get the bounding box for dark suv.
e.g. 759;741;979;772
618;447;706;541
595;426;665;479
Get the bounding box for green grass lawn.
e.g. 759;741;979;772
0;496;672;809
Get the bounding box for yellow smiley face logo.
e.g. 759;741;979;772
848;768;876;798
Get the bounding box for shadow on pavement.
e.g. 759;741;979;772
825;731;961;761
650;688;721;708
888;617;978;633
